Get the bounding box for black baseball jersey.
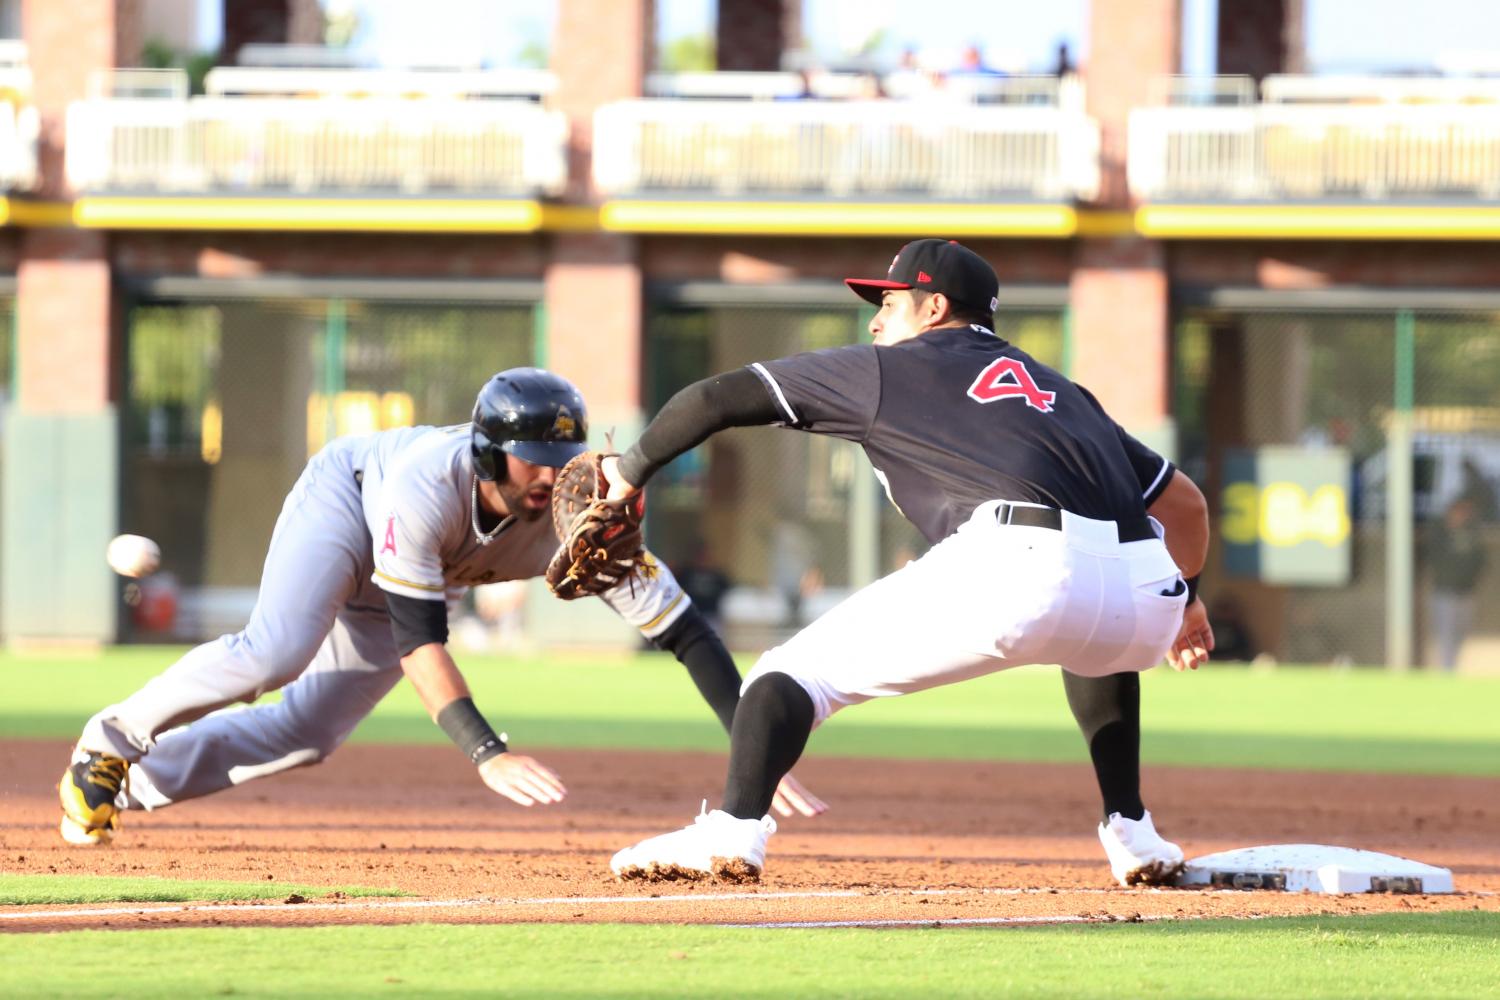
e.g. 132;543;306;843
750;325;1174;544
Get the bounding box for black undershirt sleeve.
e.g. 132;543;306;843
649;602;742;733
619;367;780;487
385;591;450;657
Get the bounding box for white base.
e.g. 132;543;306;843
1175;844;1454;895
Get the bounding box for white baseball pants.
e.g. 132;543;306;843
742;500;1188;725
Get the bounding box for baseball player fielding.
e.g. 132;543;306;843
602;239;1214;886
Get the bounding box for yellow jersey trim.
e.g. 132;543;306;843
373;568;447;594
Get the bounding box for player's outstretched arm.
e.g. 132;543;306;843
1147;471;1214;671
399;640;567;807
603;368;783;502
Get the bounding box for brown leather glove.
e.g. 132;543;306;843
545;451;652;599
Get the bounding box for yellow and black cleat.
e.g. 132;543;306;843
58;751;129;846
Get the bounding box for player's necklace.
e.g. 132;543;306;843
470;476;512;546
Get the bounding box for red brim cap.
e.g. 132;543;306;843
844;278;911;306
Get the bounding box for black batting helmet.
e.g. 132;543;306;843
470;367;589;482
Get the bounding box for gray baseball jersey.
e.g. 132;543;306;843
358;425;686;632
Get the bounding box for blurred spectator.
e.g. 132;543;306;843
1053;41;1075;77
776;67;817;101
796;564;827;625
953;44;1005;78
1423;496;1487;672
678;542;732;633
1460;457;1497;522
464;579;528;652
850;71;886;101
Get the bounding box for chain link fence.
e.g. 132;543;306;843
643;302;1065;649
1174;308;1500;670
121;297;536;642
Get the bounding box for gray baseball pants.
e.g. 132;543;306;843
79;442;404;809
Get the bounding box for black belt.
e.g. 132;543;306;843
994;502;1156;543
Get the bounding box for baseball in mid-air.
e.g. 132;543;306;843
106;534;160;578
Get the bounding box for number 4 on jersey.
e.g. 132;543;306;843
967;357;1057;413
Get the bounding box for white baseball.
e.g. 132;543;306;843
106;534;161;577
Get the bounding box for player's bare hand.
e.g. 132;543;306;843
478;753;568;807
771;772;829;818
1167;598;1214;672
598;455;639;502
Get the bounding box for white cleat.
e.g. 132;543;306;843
611;802;777;884
1098;809;1185;887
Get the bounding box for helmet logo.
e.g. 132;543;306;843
547;405;578;441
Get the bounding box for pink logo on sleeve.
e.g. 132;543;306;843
382;516;398;556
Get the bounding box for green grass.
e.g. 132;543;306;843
0;874;406;905
0;914;1496;999
2;646;1497;775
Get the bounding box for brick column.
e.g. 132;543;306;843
546;0;651;419
716;0;799;72
1069;240;1171;431
1070;0;1178;446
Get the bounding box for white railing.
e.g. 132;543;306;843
1260;74;1500;105
594;99;1100;200
0;101;38;190
646;71;1076;107
203;66;555;100
1130;103;1500;200
66;96;568;196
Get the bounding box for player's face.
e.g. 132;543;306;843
870;290;931;345
497;454;558;521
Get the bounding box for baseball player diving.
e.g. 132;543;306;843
58;367;824;846
604;240;1213;886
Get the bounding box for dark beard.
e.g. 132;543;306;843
496;478;547;522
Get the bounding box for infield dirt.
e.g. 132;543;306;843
2;741;1495;932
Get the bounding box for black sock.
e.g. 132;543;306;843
721;672;815;820
1061;670;1145;822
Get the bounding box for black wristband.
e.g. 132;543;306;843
435;697;507;766
1185;574;1201;604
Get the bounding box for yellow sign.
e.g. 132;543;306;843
1222;481;1351;548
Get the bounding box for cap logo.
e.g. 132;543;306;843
887;253;901;276
917;271;933;283
547;405;577;440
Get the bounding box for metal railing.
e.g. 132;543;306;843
1260;74;1500;105
646;71;1076;107
594;98;1100;199
1130;102;1500;200
66;96;568;195
203;66;555;100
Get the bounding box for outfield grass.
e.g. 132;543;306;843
2;647;1496;776
0;913;1495;999
0;874;406;905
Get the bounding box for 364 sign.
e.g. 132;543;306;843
1220;448;1351;586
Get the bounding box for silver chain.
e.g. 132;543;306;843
471;475;511;546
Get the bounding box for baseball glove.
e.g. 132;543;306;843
545;451;652;599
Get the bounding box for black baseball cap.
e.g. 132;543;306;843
845;239;999;318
